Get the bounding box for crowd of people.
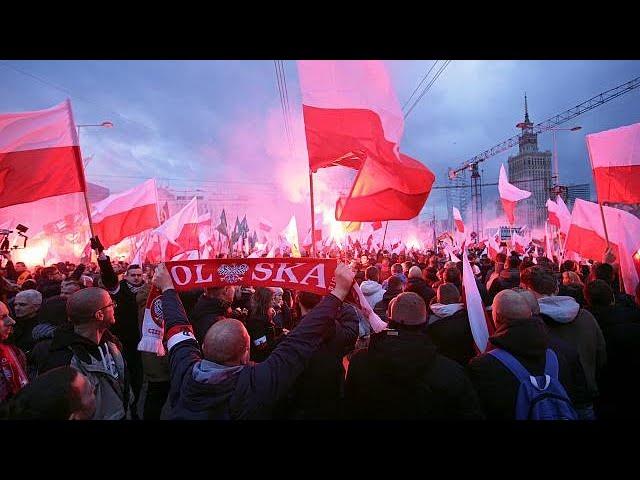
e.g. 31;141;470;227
1;236;639;420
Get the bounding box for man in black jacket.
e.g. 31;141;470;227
345;292;484;419
92;236;145;418
468;289;593;420
154;262;355;420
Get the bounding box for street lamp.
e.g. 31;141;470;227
76;121;114;166
515;123;581;191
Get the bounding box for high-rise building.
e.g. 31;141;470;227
564;183;591;208
507;95;553;228
446;168;469;231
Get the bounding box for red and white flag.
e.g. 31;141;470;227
546;197;571;236
488;230;501;261
298;60;435;221
565;199;640;295
499;164;531;225
0;99;86;209
586;122;640;204
91;179;159;249
462;246;489;353
511;231;527;255
151;196;199;260
453;207;465;233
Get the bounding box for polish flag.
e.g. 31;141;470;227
546;197;571;235
498;164;531;225
258;217;273;232
298;60;435;221
511;231;527;255
453;207;465;233
586;122;640;204
462;246;489;353
91;179;159;249
565;199;640;295
0;100;86;209
488;231;501;261
151;196;199;260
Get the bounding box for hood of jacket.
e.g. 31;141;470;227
367;322;437;379
538;295;580;324
360;280;384;297
428;303;465;324
180;359;246;417
489;316;549;359
49;324;119;363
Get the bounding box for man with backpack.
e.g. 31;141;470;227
468;289;593;420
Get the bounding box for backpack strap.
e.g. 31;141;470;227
543;348;559;378
488;349;531;383
489;348;555;391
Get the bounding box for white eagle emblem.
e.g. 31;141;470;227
217;264;250;283
151;297;164;328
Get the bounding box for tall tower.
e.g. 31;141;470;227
507;94;553;228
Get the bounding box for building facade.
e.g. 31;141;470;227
507;96;553;228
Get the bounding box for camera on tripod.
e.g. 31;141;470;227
0;224;29;254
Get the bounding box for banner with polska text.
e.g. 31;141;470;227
138;257;387;355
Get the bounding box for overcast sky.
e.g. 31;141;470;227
1;60;639;233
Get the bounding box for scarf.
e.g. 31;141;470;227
0;343;29;396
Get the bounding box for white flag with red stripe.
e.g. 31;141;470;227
0;99;86;209
546;197;571;236
91;179;159;249
151;196;199;260
565;199;640;296
499;164;531;225
453;207;465;233
587;122;640;204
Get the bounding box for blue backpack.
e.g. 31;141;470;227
489;348;578;420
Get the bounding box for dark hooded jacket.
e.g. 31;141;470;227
468;316;592;420
404;276;435;307
427;304;476;367
344;321;484;419
162;289;345;420
373;284;403;323
586;303;640;419
190;295;233;344
488;268;520;303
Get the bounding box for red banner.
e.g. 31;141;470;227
164;257;337;295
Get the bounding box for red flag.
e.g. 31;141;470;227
0;100;86;208
298;60;434;222
92;179;159;249
587;122;640;204
453;207;465;233
498;164;531;225
371;221;383;231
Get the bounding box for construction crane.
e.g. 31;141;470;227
447;76;640;236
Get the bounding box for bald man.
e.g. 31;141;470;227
38;287;133;420
154;262;356;420
344;292;483;419
468;289;593;420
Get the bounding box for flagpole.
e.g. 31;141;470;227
309;170;317;257
382;221;389;252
